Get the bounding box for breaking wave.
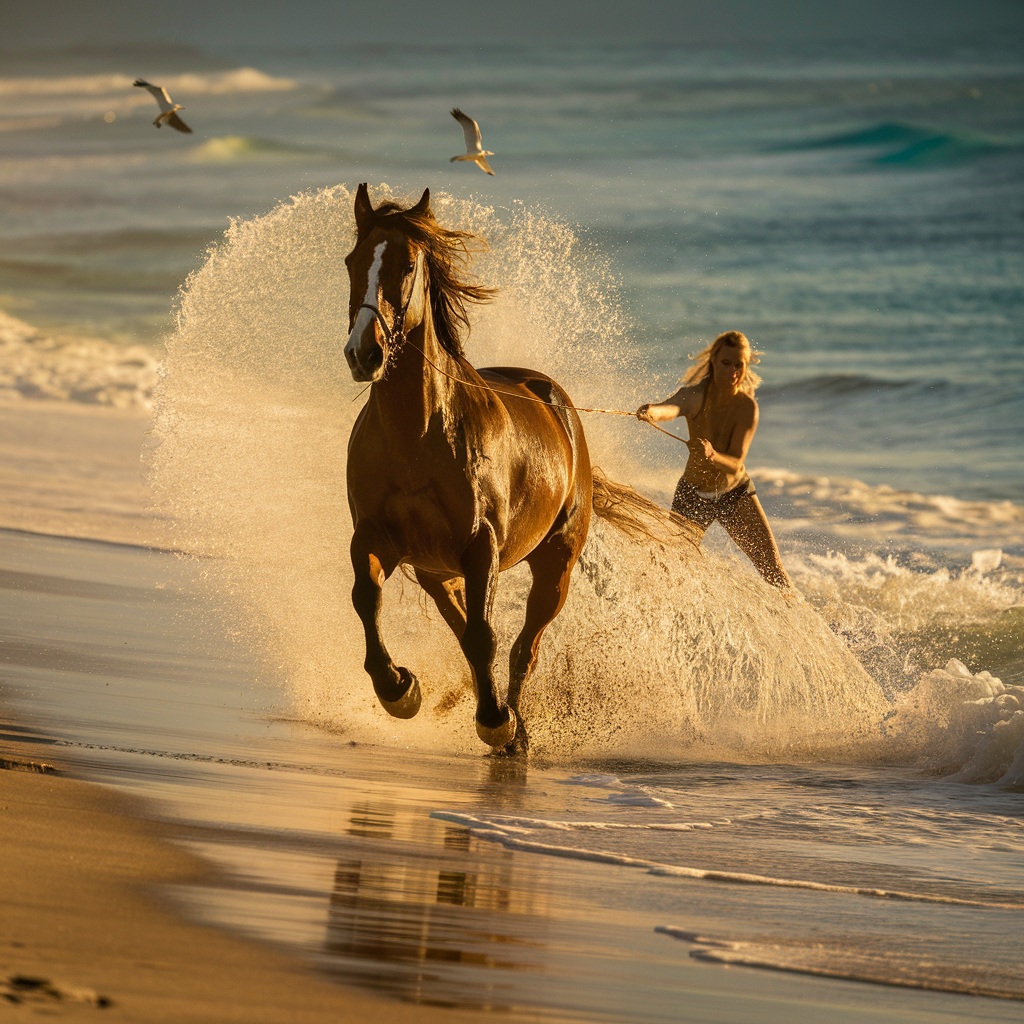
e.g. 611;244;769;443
189;136;343;163
0;307;156;407
0;67;295;98
759;374;944;399
789;120;1007;166
751;467;1024;551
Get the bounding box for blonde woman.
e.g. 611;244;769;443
636;331;791;589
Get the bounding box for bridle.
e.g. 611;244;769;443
347;239;695;456
356;301;407;347
354;252;421;354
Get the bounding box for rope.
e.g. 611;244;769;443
354;332;699;549
403;337;690;446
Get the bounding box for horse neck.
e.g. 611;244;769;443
370;306;462;437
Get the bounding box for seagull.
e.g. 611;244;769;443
450;108;494;175
133;79;193;133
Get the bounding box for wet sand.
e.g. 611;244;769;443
5;526;1022;1023
0;396;172;548
0;399;492;1022
0;756;493;1023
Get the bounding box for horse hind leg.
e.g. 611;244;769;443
350;536;421;719
498;535;575;755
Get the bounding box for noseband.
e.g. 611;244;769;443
355;253;420;352
357;301;407;347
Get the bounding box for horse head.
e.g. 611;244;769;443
343;184;431;382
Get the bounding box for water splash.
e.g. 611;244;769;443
152;184;1021;768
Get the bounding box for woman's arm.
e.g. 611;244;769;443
636;384;702;423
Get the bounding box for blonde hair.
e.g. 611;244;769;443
682;331;762;395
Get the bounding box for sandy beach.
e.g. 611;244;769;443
0;397;170;549
0;754;495;1023
0;403;497;1023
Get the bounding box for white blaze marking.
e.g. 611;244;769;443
364;241;386;304
347;241;387;345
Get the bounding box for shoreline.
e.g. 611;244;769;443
0;398;493;1022
0;719;494;1023
0;395;176;550
0;522;188;556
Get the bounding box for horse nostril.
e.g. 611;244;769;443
366;346;383;371
345;348;357;369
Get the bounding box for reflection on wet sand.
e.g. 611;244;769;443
323;802;549;1010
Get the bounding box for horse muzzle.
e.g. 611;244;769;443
345;342;385;382
344;320;386;382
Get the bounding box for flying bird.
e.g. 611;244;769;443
133;79;193;133
450;108;494;175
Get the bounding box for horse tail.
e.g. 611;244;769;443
590;466;701;551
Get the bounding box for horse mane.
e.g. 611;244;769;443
371;201;496;358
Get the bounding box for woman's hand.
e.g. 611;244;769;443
687;437;716;461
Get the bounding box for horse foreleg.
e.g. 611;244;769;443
460;526;516;749
505;534;576;755
350;535;421;719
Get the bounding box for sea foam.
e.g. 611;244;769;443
655;926;1024;1000
0;68;295;98
430;810;1024;909
0;307;156;407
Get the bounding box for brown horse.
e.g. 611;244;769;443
343;184;650;754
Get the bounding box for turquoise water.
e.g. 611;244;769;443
0;40;1021;500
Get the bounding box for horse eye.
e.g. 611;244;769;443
405;264;415;275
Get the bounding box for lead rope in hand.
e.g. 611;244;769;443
403;337;690;446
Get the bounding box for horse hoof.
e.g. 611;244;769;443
507;723;529;756
476;707;516;748
490;726;529;758
377;669;421;720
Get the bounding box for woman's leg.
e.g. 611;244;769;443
720;494;792;588
671;477;711;542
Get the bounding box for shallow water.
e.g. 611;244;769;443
2;528;1023;1021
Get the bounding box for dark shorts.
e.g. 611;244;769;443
671;476;756;532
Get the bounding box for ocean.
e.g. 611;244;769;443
1;37;1023;1018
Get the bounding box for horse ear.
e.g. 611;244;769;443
410;188;431;218
354;182;374;237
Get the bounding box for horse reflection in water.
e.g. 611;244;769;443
343;184;652;753
325;805;547;1009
